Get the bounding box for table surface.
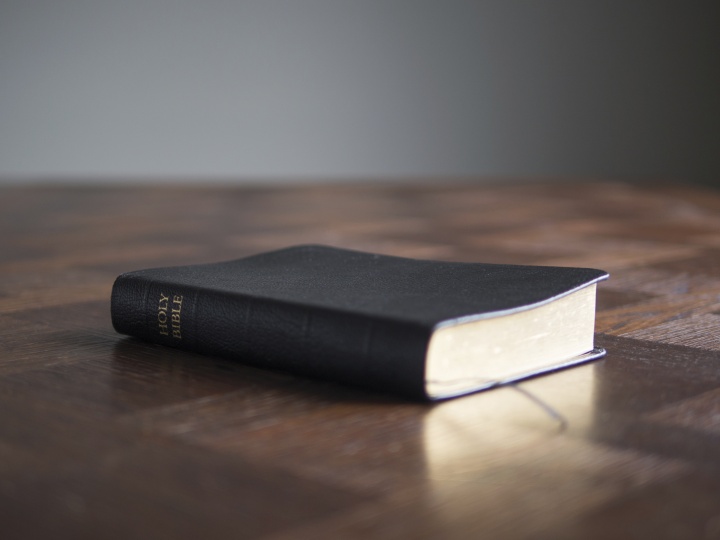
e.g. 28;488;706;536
2;180;720;539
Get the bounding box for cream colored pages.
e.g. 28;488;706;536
425;284;597;399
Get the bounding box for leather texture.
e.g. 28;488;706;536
111;245;608;399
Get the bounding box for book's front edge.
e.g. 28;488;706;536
425;347;606;401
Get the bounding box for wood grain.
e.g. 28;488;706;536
1;180;720;539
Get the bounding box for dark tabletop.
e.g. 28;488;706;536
1;180;720;539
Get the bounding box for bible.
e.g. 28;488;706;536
111;245;608;400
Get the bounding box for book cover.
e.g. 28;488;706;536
111;245;608;400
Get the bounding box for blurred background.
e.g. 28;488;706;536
1;1;718;185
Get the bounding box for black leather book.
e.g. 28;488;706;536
111;245;608;400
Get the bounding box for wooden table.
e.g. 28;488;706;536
2;180;720;539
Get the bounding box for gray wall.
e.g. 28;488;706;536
1;1;718;183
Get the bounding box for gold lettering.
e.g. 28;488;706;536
158;292;170;336
171;294;183;339
157;292;183;338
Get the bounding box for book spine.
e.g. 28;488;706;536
110;273;430;399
